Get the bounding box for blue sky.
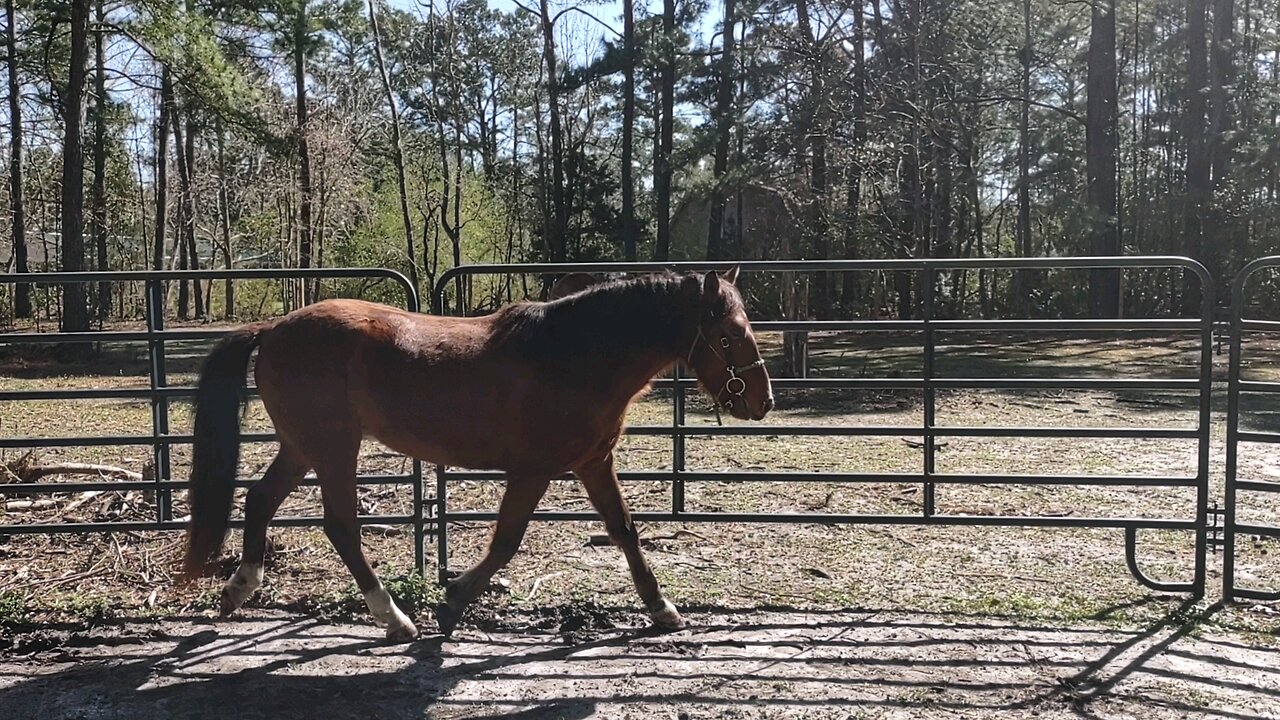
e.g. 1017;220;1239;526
387;0;721;63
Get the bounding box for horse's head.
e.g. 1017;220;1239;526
684;266;774;421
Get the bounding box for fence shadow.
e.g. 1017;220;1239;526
1;602;1275;720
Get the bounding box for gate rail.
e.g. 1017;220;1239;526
0;268;430;572
1224;256;1280;601
433;257;1213;597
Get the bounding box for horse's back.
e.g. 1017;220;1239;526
252;299;552;469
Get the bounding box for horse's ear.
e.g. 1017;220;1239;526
702;270;721;302
724;265;740;285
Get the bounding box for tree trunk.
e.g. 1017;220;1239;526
6;0;30;318
1183;0;1210;313
796;0;830;317
368;0;417;292
216;121;234;319
59;0;91;332
189;120;203;316
1087;0;1120;317
538;0;567;262
171;110;197;320
154;67;171;278
91;0;109;319
653;0;675;262
840;0;867;309
1208;0;1235;184
706;0;736;261
1207;0;1235;287
620;0;637;261
294;1;314;302
1013;0;1033;313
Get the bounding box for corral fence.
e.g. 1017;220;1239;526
432;257;1214;597
0;269;431;571
0;257;1242;600
1224;256;1280;601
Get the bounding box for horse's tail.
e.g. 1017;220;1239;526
181;321;270;581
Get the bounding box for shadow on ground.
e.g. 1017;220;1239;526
2;602;1277;719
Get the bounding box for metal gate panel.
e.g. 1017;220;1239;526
1224;256;1280;601
0;268;431;573
432;257;1213;596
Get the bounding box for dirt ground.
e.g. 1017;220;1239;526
4;328;1280;718
3;605;1279;720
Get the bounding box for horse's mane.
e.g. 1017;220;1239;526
490;272;739;363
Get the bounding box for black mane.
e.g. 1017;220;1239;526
490;272;726;363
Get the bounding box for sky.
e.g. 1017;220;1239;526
388;0;722;63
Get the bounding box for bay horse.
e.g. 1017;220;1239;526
182;267;773;641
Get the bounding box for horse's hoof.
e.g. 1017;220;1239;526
218;587;242;618
649;599;684;630
435;602;460;637
386;621;419;643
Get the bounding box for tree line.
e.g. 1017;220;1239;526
1;0;1278;332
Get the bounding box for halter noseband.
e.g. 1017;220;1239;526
686;323;766;414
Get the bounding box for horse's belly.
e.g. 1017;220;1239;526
356;367;602;476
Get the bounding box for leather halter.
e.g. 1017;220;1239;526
685;323;766;418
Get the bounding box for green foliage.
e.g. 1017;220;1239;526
3;0;1279;324
0;591;28;624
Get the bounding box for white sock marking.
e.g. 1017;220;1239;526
222;562;263;610
364;583;416;637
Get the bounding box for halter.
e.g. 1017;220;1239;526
685;323;767;421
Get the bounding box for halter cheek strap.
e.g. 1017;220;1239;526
685;325;766;420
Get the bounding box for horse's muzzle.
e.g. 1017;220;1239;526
753;396;775;420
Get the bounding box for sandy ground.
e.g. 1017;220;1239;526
2;606;1279;720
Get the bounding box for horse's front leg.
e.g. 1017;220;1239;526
435;474;550;636
576;451;683;630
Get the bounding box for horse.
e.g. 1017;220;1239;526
181;266;773;641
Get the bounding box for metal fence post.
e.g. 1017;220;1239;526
922;263;937;517
673;365;686;514
144;278;172;522
1193;266;1214;599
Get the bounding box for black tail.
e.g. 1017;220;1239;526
181;322;267;580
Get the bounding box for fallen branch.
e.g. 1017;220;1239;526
14;463;143;483
56;490;108;518
587;528;709;547
4;499;60;512
363;524;410;537
524;571;564;602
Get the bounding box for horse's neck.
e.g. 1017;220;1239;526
555;287;692;395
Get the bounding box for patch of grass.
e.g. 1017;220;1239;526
0;591;28;624
383;572;439;616
48;593;114;624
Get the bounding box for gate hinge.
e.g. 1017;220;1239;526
1207;502;1225;554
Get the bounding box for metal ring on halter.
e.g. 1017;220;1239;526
725;376;746;396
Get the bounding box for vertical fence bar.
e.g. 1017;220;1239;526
435;472;450;582
922;264;937;517
1193;267;1214;599
144;279;172;523
1223;267;1247;600
413;459;425;575
673;366;686;514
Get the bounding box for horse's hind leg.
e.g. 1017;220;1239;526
436;475;550;636
313;442;419;642
220;444;308;616
576;452;682;630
